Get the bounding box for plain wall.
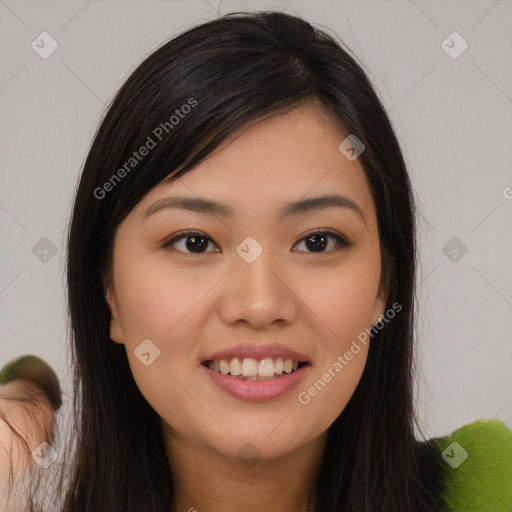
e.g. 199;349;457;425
1;0;511;444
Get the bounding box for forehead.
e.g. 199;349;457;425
135;103;375;222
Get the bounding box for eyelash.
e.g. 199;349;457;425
161;229;350;255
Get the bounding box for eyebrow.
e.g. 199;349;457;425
143;194;365;223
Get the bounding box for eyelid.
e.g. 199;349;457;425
161;230;220;252
297;228;350;245
161;228;350;253
292;229;350;253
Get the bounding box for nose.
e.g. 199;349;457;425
217;246;299;329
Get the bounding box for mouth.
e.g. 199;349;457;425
200;344;312;401
202;357;310;380
201;353;311;401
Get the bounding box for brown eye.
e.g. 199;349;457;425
293;231;349;253
162;229;349;255
162;231;220;254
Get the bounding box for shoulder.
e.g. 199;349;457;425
432;419;512;512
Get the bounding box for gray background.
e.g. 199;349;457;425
1;0;511;441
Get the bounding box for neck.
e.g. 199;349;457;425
162;423;325;512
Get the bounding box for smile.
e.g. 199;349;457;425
202;357;308;380
201;358;311;401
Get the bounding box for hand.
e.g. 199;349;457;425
0;357;61;511
0;355;62;413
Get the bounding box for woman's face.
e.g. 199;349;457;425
105;103;387;462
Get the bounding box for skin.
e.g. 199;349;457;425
106;102;387;512
0;379;55;512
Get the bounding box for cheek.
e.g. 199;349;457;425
113;248;210;341
111;250;216;411
293;250;379;419
298;351;368;441
302;253;381;350
114;260;205;429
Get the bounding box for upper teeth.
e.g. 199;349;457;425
206;357;300;377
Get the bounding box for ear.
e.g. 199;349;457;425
105;286;125;345
370;249;391;324
370;289;388;325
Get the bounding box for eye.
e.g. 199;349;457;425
161;230;219;254
293;230;349;254
161;229;349;255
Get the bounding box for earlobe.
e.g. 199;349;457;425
372;289;388;325
109;317;125;345
105;287;124;344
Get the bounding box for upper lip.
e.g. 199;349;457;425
202;344;311;364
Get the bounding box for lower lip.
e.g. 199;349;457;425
202;364;310;401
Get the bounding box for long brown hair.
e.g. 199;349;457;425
10;10;446;511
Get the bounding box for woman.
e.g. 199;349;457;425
1;10;510;512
